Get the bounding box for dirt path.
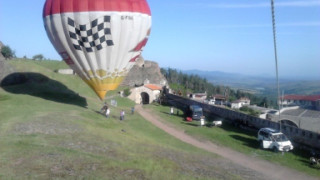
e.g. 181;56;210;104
136;105;318;180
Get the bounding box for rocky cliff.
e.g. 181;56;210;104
121;56;167;87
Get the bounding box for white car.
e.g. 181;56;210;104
212;120;222;126
257;128;294;152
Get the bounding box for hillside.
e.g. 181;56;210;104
182;69;320;95
0;42;15;81
0;59;257;179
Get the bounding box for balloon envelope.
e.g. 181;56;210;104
43;0;151;99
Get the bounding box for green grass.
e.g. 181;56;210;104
1;59;251;180
145;103;320;177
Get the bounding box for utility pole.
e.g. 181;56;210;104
270;0;282;132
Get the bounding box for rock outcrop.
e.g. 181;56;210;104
121;56;167;87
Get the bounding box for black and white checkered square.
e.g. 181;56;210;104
68;16;114;52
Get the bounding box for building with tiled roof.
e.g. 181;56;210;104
127;84;163;104
144;84;162;91
231;97;251;109
280;94;320;111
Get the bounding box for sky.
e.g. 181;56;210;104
0;0;319;79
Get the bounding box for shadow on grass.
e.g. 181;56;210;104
160;111;185;118
230;134;259;149
181;121;200;127
1;72;87;108
220;123;257;137
298;156;320;170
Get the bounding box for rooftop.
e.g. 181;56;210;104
282;95;320;102
144;84;162;91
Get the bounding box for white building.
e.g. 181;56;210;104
189;92;207;102
128;84;162;104
56;69;75;75
231;97;250;109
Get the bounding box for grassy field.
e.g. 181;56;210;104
0;59;266;180
145;104;320;177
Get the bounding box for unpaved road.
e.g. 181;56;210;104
136;105;318;180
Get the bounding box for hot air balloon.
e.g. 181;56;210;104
43;0;151;100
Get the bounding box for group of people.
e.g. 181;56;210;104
101;102;135;120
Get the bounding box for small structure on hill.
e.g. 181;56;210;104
231;97;250;109
128;84;163;104
210;94;227;105
56;69;75;75
189;92;207;102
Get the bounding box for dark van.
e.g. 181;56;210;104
186;105;203;120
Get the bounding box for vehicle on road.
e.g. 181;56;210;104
257;128;294;152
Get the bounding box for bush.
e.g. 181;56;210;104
32;54;44;60
240;106;260;117
1;45;15;59
123;88;131;97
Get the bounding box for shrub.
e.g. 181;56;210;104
32;54;44;60
1;45;15;59
123;88;131;97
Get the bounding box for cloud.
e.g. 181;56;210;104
203;21;320;29
276;1;320;7
279;21;320;26
194;1;320;9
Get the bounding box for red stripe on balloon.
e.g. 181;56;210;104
43;0;151;17
132;38;148;52
129;55;140;62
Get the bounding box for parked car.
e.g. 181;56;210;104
185;105;203;120
257;128;294;152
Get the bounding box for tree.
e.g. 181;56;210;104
1;45;15;59
259;97;269;108
32;54;44;60
240;106;260;117
123;88;131;97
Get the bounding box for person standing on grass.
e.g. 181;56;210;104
120;110;125;120
170;107;174;115
101;102;108;114
105;107;110;118
131;107;135;114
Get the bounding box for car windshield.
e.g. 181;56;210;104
271;134;288;142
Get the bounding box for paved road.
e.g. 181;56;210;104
136;105;318;180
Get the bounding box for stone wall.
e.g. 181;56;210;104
267;113;320;133
165;93;320;150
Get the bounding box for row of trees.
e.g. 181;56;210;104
161;68;275;108
1;44;47;60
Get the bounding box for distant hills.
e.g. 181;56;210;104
181;69;320;96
